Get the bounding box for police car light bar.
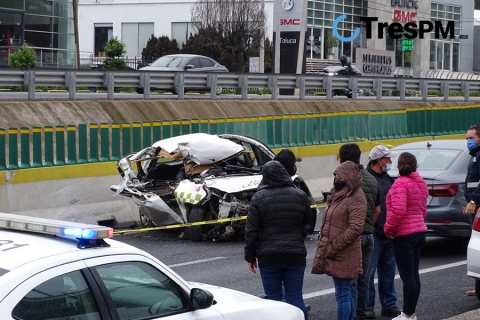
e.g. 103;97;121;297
0;213;113;241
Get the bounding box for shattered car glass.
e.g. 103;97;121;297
110;133;316;241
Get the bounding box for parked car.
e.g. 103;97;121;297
319;64;362;98
0;213;305;319
389;139;471;238
467;213;480;300
137;54;228;95
110;133;317;241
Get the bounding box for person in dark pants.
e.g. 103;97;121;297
464;124;480;296
244;160;312;320
339;144;380;320
384;152;428;320
366;145;401;319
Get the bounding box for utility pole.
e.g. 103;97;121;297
274;0;280;74
259;0;265;73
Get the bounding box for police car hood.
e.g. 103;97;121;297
187;282;304;319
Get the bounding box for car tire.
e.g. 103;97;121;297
475;279;480;301
139;207;154;228
189;205;208;241
136;87;144;94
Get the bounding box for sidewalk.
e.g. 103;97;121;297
446;309;480;319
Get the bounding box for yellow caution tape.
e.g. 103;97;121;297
113;202;327;236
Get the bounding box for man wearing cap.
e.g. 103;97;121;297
365;145;401;319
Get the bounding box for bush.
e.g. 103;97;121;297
9;45;36;68
102;37;127;71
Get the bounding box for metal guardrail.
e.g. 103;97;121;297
1;69;480;101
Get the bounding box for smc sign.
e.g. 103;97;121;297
280;18;300;26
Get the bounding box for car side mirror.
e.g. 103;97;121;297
190;288;214;310
185;64;195;70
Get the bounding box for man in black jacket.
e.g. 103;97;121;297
464;124;480;296
245;160;312;320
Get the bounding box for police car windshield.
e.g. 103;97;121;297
0;268;9;277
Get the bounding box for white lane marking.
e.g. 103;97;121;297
304;260;467;300
168;257;227;268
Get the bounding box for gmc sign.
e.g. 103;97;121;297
280;18;300;26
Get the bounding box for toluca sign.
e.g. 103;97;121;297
280;38;297;44
355;48;396;77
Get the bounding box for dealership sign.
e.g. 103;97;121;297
355;48;396;77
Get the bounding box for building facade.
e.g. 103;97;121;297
0;0;76;68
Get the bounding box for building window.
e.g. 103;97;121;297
430;2;460;70
94;24;112;57
122;22;154;57
171;22;197;49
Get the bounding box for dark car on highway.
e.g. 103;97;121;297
136;54;228;95
389;139;471;238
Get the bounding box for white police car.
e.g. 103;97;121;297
467;212;480;300
0;213;304;320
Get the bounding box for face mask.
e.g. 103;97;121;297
334;178;347;191
381;160;392;172
467;139;478;151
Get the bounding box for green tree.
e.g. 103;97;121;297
244;29;272;73
102;36;127;70
141;35;180;62
9;45;36;69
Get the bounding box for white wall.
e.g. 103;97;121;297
78;0;274;57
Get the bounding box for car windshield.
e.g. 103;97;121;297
391;149;461;170
151;56;188;67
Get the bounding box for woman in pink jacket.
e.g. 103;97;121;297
384;152;428;320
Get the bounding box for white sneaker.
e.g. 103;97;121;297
392;312;417;320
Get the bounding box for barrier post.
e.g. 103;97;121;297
67;124;76;164
111;122;120;160
0;128;5;170
55;125;66;165
132;122;141;151
89;124;99;162
32;126;42;167
78;124;87;163
44;126;54;166
100;123;110;161
20;127;30;168
122;123;131;157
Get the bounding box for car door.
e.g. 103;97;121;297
0;261;111;320
84;255;224;320
187;58;203;72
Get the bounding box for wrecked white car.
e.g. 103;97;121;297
110;133;316;241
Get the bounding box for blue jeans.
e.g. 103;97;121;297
367;233;397;311
351;234;374;319
393;232;426;315
259;264;308;320
334;277;356;320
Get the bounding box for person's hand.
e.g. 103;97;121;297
386;234;394;239
248;261;257;273
465;202;477;215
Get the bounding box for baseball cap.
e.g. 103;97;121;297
369;145;398;160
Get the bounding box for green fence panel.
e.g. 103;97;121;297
19;127;30;168
265;115;275;148
387;111;397;139
226;118;235;134
429;107;441;136
100;123;110;161
339;112;350;142
233;117;243;135
297;114;307;146
445;108;455;135
311;113;320;145
122;123;131;157
281;114;291;147
258;116;271;148
55;125;66;165
132;122;141;151
172;120;181;137
142;122;152;148
273;115;282;147
0;128;5;170
200;118;209;133
304;113;314;146
424;107;432;136
8;128;18;169
416;107;426;137
217;118;226;134
89;124;99;162
162;120;171;139
209;118;218;135
78;124;87;163
44;126;54;166
191;119;200;133
368;111;377;141
242;117;252;137
398;110;407;138
319;114;329;144
453;107;464;134
32;126;42;167
406;108;416;137
250;116;260;140
289;114;299;146
181;119;191;135
354;111;369;140
67;125;76;164
346;112;356;142
152;121;161;142
111;123;120;161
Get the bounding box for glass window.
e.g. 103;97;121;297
452;43;459;71
200;58;214;67
151;55;188;67
11;271;101;320
315;2;323;10
25;0;53;16
444;42;451;70
430;40;436;69
53;17;74;34
0;0;24;10
189;58;201;68
93;262;188;320
25;30;52;48
54;1;73;18
25;15;52;33
436;42;443;69
171;22;197;49
122;22;154;57
0;10;23;47
94;24;112;56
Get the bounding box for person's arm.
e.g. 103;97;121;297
244;196;261;266
384;181;407;237
302;194;314;236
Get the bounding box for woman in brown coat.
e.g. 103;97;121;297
312;160;367;320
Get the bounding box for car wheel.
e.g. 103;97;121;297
189;205;208;241
136;87;144;94
475;279;480;301
139;208;153;228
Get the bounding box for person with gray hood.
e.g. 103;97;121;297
244;160;312;320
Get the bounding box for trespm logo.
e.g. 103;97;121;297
333;14;467;42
